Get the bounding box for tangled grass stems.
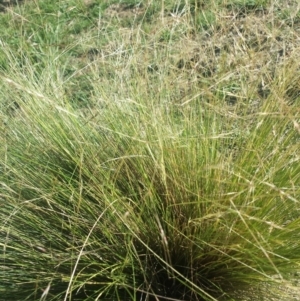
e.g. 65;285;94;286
1;75;300;300
0;0;300;300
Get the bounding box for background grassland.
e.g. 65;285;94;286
1;0;300;300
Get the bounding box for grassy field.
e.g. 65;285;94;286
1;0;300;300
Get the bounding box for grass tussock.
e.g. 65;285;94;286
1;0;300;300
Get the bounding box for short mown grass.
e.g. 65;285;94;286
1;0;300;300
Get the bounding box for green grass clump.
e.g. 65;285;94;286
1;0;300;301
1;64;300;300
